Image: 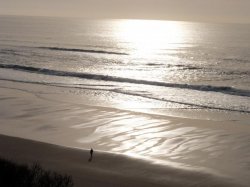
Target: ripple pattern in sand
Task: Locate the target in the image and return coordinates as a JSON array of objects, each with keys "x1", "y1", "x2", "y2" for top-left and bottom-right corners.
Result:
[{"x1": 74, "y1": 110, "x2": 250, "y2": 182}]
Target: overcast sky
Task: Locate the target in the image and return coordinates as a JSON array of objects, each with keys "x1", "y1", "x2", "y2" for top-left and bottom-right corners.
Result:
[{"x1": 0, "y1": 0, "x2": 249, "y2": 23}]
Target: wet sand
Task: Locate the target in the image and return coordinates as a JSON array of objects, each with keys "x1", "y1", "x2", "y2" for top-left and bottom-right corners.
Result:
[
  {"x1": 0, "y1": 134, "x2": 241, "y2": 187},
  {"x1": 0, "y1": 80, "x2": 250, "y2": 186}
]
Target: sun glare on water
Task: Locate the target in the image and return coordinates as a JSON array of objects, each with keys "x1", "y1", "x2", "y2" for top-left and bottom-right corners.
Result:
[
  {"x1": 111, "y1": 19, "x2": 189, "y2": 110},
  {"x1": 115, "y1": 19, "x2": 188, "y2": 58}
]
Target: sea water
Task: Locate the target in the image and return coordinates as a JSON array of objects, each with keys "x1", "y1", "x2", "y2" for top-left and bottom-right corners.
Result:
[
  {"x1": 0, "y1": 16, "x2": 250, "y2": 185},
  {"x1": 0, "y1": 16, "x2": 250, "y2": 116}
]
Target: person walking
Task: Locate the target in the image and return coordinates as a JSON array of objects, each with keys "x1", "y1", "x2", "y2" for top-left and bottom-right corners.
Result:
[
  {"x1": 90, "y1": 148, "x2": 93, "y2": 158},
  {"x1": 89, "y1": 148, "x2": 94, "y2": 162}
]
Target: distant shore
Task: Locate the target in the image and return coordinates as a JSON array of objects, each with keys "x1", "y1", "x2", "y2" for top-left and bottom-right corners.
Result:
[{"x1": 0, "y1": 134, "x2": 242, "y2": 187}]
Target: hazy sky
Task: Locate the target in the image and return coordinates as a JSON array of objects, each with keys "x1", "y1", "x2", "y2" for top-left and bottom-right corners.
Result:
[{"x1": 0, "y1": 0, "x2": 250, "y2": 23}]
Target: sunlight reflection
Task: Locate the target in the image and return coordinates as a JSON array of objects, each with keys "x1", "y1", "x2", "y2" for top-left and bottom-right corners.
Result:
[
  {"x1": 117, "y1": 98, "x2": 154, "y2": 109},
  {"x1": 115, "y1": 19, "x2": 187, "y2": 58},
  {"x1": 75, "y1": 106, "x2": 239, "y2": 171}
]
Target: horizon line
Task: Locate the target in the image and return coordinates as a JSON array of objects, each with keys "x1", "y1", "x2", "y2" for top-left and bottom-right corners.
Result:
[{"x1": 0, "y1": 14, "x2": 249, "y2": 25}]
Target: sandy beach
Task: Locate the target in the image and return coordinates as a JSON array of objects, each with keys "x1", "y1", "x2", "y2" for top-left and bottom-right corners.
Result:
[
  {"x1": 0, "y1": 80, "x2": 249, "y2": 186},
  {"x1": 0, "y1": 134, "x2": 242, "y2": 187}
]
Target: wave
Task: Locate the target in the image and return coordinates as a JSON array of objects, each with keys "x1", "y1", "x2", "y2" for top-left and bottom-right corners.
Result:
[
  {"x1": 222, "y1": 70, "x2": 250, "y2": 76},
  {"x1": 0, "y1": 49, "x2": 19, "y2": 56},
  {"x1": 38, "y1": 47, "x2": 129, "y2": 55},
  {"x1": 1, "y1": 64, "x2": 250, "y2": 98},
  {"x1": 146, "y1": 63, "x2": 165, "y2": 66},
  {"x1": 146, "y1": 63, "x2": 202, "y2": 70},
  {"x1": 167, "y1": 64, "x2": 202, "y2": 70},
  {"x1": 222, "y1": 58, "x2": 250, "y2": 64},
  {"x1": 1, "y1": 77, "x2": 250, "y2": 114},
  {"x1": 114, "y1": 89, "x2": 250, "y2": 114}
]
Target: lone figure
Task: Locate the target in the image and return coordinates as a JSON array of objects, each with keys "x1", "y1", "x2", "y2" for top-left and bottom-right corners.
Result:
[{"x1": 89, "y1": 148, "x2": 94, "y2": 162}]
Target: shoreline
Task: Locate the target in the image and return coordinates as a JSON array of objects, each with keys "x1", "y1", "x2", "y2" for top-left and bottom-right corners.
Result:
[{"x1": 0, "y1": 134, "x2": 242, "y2": 187}]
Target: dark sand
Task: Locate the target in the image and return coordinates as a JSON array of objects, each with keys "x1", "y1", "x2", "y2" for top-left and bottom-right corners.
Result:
[{"x1": 0, "y1": 134, "x2": 242, "y2": 187}]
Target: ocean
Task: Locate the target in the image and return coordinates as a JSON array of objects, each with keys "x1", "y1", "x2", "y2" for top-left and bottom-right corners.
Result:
[{"x1": 0, "y1": 16, "x2": 250, "y2": 185}]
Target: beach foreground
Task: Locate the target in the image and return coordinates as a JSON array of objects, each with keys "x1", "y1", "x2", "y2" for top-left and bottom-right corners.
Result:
[
  {"x1": 0, "y1": 80, "x2": 250, "y2": 186},
  {"x1": 0, "y1": 134, "x2": 242, "y2": 187}
]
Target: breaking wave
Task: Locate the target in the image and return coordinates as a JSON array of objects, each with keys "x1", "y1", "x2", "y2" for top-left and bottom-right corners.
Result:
[
  {"x1": 0, "y1": 64, "x2": 250, "y2": 98},
  {"x1": 1, "y1": 77, "x2": 250, "y2": 114},
  {"x1": 38, "y1": 47, "x2": 129, "y2": 55}
]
